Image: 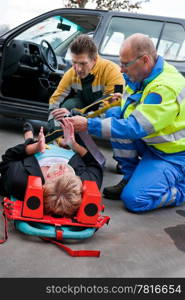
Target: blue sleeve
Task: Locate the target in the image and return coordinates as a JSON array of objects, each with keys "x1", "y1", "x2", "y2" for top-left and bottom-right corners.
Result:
[
  {"x1": 88, "y1": 117, "x2": 103, "y2": 138},
  {"x1": 88, "y1": 115, "x2": 148, "y2": 140}
]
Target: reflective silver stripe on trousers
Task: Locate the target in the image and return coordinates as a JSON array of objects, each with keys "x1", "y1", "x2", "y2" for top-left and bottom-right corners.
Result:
[
  {"x1": 177, "y1": 86, "x2": 185, "y2": 103},
  {"x1": 113, "y1": 148, "x2": 138, "y2": 158},
  {"x1": 131, "y1": 110, "x2": 155, "y2": 135},
  {"x1": 157, "y1": 187, "x2": 177, "y2": 208},
  {"x1": 101, "y1": 117, "x2": 112, "y2": 139},
  {"x1": 143, "y1": 128, "x2": 185, "y2": 144}
]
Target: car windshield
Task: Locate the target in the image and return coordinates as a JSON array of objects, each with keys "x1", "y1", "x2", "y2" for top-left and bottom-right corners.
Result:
[{"x1": 17, "y1": 16, "x2": 80, "y2": 49}]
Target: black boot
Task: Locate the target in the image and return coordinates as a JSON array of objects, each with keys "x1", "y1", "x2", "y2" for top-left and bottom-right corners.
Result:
[
  {"x1": 116, "y1": 163, "x2": 122, "y2": 174},
  {"x1": 23, "y1": 122, "x2": 34, "y2": 134},
  {"x1": 103, "y1": 178, "x2": 128, "y2": 200}
]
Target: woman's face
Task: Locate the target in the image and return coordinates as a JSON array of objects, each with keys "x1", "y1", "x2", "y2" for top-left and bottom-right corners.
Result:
[{"x1": 46, "y1": 163, "x2": 75, "y2": 181}]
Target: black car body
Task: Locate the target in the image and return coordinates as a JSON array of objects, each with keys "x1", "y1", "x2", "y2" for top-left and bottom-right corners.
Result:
[{"x1": 0, "y1": 8, "x2": 184, "y2": 121}]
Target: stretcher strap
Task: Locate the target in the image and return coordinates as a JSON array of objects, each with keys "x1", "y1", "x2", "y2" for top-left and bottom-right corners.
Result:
[
  {"x1": 41, "y1": 237, "x2": 100, "y2": 257},
  {"x1": 0, "y1": 214, "x2": 100, "y2": 257},
  {"x1": 46, "y1": 129, "x2": 105, "y2": 168},
  {"x1": 0, "y1": 212, "x2": 8, "y2": 244},
  {"x1": 78, "y1": 131, "x2": 106, "y2": 167},
  {"x1": 55, "y1": 227, "x2": 63, "y2": 241}
]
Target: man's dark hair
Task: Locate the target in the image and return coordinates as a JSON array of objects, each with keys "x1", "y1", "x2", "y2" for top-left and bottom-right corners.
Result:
[{"x1": 70, "y1": 34, "x2": 97, "y2": 59}]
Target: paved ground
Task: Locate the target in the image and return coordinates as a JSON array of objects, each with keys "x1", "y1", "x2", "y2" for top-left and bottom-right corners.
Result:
[{"x1": 1, "y1": 116, "x2": 185, "y2": 278}]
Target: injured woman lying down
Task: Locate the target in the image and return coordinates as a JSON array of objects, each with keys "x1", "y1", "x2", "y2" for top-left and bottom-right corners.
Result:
[{"x1": 0, "y1": 119, "x2": 103, "y2": 217}]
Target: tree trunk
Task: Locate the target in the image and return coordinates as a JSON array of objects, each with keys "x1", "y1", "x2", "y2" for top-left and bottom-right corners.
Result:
[{"x1": 78, "y1": 0, "x2": 88, "y2": 8}]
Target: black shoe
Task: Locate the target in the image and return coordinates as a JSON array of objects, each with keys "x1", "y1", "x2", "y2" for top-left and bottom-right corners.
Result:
[
  {"x1": 23, "y1": 122, "x2": 34, "y2": 134},
  {"x1": 103, "y1": 178, "x2": 128, "y2": 200},
  {"x1": 116, "y1": 163, "x2": 122, "y2": 174}
]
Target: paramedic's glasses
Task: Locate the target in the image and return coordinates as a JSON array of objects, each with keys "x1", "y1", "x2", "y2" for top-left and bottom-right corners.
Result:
[{"x1": 120, "y1": 55, "x2": 143, "y2": 68}]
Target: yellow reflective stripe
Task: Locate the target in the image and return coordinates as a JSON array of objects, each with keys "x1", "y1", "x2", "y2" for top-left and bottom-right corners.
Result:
[
  {"x1": 131, "y1": 110, "x2": 155, "y2": 134},
  {"x1": 126, "y1": 86, "x2": 134, "y2": 94},
  {"x1": 177, "y1": 86, "x2": 185, "y2": 103},
  {"x1": 114, "y1": 148, "x2": 137, "y2": 158},
  {"x1": 143, "y1": 128, "x2": 185, "y2": 144},
  {"x1": 101, "y1": 117, "x2": 112, "y2": 139}
]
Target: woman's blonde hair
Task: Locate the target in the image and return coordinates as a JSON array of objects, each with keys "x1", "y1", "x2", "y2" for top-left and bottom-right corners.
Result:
[{"x1": 43, "y1": 173, "x2": 82, "y2": 217}]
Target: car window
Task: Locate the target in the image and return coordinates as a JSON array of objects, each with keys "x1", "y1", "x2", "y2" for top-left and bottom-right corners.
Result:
[
  {"x1": 15, "y1": 14, "x2": 100, "y2": 61},
  {"x1": 100, "y1": 17, "x2": 163, "y2": 56},
  {"x1": 16, "y1": 16, "x2": 79, "y2": 49},
  {"x1": 157, "y1": 23, "x2": 185, "y2": 61}
]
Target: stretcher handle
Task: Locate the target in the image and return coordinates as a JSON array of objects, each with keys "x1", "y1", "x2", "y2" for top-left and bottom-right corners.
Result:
[
  {"x1": 15, "y1": 220, "x2": 96, "y2": 239},
  {"x1": 86, "y1": 98, "x2": 121, "y2": 118},
  {"x1": 74, "y1": 83, "x2": 123, "y2": 115},
  {"x1": 72, "y1": 94, "x2": 113, "y2": 115}
]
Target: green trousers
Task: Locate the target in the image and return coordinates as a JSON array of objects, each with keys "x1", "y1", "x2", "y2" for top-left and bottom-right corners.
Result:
[{"x1": 60, "y1": 97, "x2": 85, "y2": 110}]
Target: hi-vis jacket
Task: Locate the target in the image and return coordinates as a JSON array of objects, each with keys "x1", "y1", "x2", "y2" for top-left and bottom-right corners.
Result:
[
  {"x1": 88, "y1": 56, "x2": 185, "y2": 154},
  {"x1": 48, "y1": 56, "x2": 124, "y2": 121}
]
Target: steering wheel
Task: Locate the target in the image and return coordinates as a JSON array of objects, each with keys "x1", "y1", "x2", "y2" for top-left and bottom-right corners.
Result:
[{"x1": 40, "y1": 40, "x2": 58, "y2": 72}]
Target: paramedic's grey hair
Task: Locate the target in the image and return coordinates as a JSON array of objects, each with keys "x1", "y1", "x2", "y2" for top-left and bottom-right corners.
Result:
[{"x1": 121, "y1": 33, "x2": 157, "y2": 61}]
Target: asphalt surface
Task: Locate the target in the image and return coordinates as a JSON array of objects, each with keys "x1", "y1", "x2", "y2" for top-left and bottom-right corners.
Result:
[{"x1": 1, "y1": 116, "x2": 185, "y2": 278}]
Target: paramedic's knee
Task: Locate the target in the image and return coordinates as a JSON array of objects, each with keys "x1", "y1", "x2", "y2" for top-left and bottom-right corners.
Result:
[
  {"x1": 121, "y1": 184, "x2": 152, "y2": 213},
  {"x1": 121, "y1": 186, "x2": 138, "y2": 212},
  {"x1": 105, "y1": 106, "x2": 121, "y2": 118}
]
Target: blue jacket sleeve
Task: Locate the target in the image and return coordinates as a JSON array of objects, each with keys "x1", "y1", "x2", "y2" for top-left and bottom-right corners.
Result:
[{"x1": 88, "y1": 115, "x2": 148, "y2": 140}]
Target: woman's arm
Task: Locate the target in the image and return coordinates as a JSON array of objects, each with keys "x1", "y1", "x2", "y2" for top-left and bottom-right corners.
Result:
[
  {"x1": 69, "y1": 151, "x2": 103, "y2": 189},
  {"x1": 59, "y1": 118, "x2": 103, "y2": 188},
  {"x1": 25, "y1": 127, "x2": 45, "y2": 155},
  {"x1": 59, "y1": 118, "x2": 87, "y2": 157},
  {"x1": 0, "y1": 127, "x2": 45, "y2": 169}
]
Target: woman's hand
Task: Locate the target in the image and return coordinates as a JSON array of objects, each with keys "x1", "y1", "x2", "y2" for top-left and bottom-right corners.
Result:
[
  {"x1": 25, "y1": 126, "x2": 45, "y2": 155},
  {"x1": 60, "y1": 118, "x2": 76, "y2": 149},
  {"x1": 36, "y1": 126, "x2": 46, "y2": 153},
  {"x1": 60, "y1": 118, "x2": 88, "y2": 156}
]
